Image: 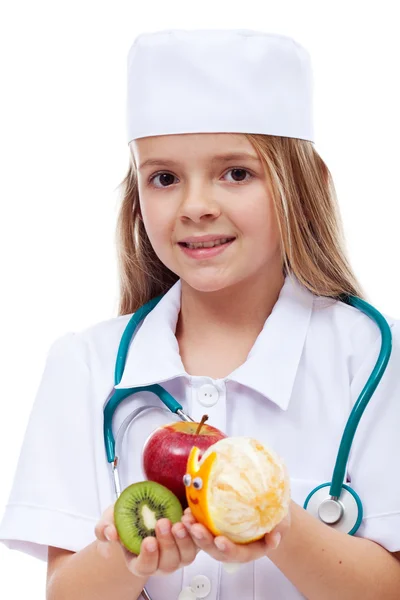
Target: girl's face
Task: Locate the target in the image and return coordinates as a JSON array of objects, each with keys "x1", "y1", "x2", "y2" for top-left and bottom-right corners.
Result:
[{"x1": 130, "y1": 133, "x2": 283, "y2": 293}]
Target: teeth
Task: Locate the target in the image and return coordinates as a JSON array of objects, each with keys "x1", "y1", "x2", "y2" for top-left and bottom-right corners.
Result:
[{"x1": 186, "y1": 238, "x2": 231, "y2": 249}]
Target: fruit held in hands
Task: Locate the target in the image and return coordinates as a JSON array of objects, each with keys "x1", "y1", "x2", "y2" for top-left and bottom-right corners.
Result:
[
  {"x1": 114, "y1": 480, "x2": 183, "y2": 555},
  {"x1": 142, "y1": 415, "x2": 226, "y2": 507},
  {"x1": 184, "y1": 436, "x2": 291, "y2": 544}
]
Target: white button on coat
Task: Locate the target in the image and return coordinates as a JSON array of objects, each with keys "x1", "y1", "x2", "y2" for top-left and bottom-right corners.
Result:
[
  {"x1": 197, "y1": 384, "x2": 219, "y2": 407},
  {"x1": 190, "y1": 574, "x2": 211, "y2": 598},
  {"x1": 178, "y1": 587, "x2": 197, "y2": 600}
]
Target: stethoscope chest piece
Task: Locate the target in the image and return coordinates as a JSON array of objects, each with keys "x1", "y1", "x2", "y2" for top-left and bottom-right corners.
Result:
[{"x1": 303, "y1": 483, "x2": 363, "y2": 535}]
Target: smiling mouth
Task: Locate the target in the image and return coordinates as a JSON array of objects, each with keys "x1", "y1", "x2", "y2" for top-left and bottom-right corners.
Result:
[
  {"x1": 189, "y1": 496, "x2": 199, "y2": 504},
  {"x1": 178, "y1": 237, "x2": 235, "y2": 249}
]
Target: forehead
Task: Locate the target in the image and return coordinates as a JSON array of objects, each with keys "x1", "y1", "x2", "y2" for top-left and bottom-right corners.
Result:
[{"x1": 129, "y1": 133, "x2": 260, "y2": 169}]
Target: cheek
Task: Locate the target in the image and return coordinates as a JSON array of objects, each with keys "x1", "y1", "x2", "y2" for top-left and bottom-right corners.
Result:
[
  {"x1": 140, "y1": 198, "x2": 181, "y2": 272},
  {"x1": 236, "y1": 192, "x2": 280, "y2": 247},
  {"x1": 140, "y1": 198, "x2": 174, "y2": 247}
]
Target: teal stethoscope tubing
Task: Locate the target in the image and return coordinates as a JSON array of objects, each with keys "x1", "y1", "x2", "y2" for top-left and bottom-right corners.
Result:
[
  {"x1": 103, "y1": 293, "x2": 392, "y2": 515},
  {"x1": 330, "y1": 295, "x2": 392, "y2": 497},
  {"x1": 104, "y1": 294, "x2": 177, "y2": 464}
]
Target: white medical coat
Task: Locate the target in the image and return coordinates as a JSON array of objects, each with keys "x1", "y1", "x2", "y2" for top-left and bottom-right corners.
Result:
[{"x1": 0, "y1": 274, "x2": 399, "y2": 599}]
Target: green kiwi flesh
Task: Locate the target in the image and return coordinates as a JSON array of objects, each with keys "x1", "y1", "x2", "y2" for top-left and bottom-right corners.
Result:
[{"x1": 114, "y1": 481, "x2": 183, "y2": 555}]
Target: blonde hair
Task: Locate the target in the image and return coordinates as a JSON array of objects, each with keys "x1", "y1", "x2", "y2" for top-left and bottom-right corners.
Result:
[{"x1": 115, "y1": 134, "x2": 365, "y2": 316}]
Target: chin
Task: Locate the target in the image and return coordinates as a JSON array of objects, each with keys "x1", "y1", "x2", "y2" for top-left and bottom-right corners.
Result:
[{"x1": 180, "y1": 271, "x2": 242, "y2": 293}]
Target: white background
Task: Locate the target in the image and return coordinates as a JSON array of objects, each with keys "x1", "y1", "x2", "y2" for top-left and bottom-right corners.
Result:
[{"x1": 0, "y1": 1, "x2": 399, "y2": 597}]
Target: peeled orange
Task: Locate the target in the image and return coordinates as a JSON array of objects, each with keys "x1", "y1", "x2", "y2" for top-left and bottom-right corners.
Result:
[{"x1": 183, "y1": 436, "x2": 291, "y2": 544}]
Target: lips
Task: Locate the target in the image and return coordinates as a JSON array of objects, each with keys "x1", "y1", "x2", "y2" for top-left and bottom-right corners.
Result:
[
  {"x1": 178, "y1": 234, "x2": 236, "y2": 244},
  {"x1": 180, "y1": 238, "x2": 234, "y2": 249},
  {"x1": 189, "y1": 496, "x2": 199, "y2": 505},
  {"x1": 178, "y1": 238, "x2": 235, "y2": 259}
]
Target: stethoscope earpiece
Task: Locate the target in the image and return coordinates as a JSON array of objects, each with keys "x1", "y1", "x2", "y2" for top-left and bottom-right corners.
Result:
[{"x1": 304, "y1": 482, "x2": 363, "y2": 535}]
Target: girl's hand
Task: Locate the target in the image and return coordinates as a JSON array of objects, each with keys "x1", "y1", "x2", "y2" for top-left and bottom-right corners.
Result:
[
  {"x1": 95, "y1": 503, "x2": 199, "y2": 577},
  {"x1": 181, "y1": 504, "x2": 292, "y2": 564}
]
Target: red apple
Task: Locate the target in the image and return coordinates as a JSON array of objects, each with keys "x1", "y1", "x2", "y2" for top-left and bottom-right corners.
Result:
[{"x1": 142, "y1": 415, "x2": 226, "y2": 507}]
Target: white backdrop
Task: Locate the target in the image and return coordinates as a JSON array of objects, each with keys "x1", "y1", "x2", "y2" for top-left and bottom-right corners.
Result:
[{"x1": 0, "y1": 1, "x2": 399, "y2": 597}]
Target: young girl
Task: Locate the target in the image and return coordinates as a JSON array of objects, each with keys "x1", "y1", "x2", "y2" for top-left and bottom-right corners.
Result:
[{"x1": 1, "y1": 28, "x2": 399, "y2": 600}]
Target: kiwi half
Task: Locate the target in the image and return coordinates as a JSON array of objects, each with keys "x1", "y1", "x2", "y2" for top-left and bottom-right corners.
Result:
[{"x1": 114, "y1": 481, "x2": 183, "y2": 555}]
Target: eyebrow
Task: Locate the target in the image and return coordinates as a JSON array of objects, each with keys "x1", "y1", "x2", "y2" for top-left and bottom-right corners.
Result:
[{"x1": 138, "y1": 152, "x2": 260, "y2": 171}]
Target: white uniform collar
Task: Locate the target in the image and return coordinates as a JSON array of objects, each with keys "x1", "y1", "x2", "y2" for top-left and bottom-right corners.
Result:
[{"x1": 114, "y1": 273, "x2": 314, "y2": 411}]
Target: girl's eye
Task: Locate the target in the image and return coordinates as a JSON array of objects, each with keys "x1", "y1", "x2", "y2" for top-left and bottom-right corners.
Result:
[
  {"x1": 148, "y1": 168, "x2": 254, "y2": 188},
  {"x1": 224, "y1": 168, "x2": 253, "y2": 184}
]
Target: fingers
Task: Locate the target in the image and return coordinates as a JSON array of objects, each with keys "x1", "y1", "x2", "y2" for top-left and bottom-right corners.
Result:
[
  {"x1": 181, "y1": 511, "x2": 197, "y2": 530},
  {"x1": 171, "y1": 522, "x2": 199, "y2": 566},
  {"x1": 127, "y1": 537, "x2": 159, "y2": 577},
  {"x1": 127, "y1": 519, "x2": 183, "y2": 576},
  {"x1": 132, "y1": 519, "x2": 198, "y2": 576},
  {"x1": 183, "y1": 520, "x2": 268, "y2": 563},
  {"x1": 95, "y1": 503, "x2": 118, "y2": 559},
  {"x1": 182, "y1": 505, "x2": 292, "y2": 561},
  {"x1": 264, "y1": 509, "x2": 292, "y2": 552},
  {"x1": 95, "y1": 509, "x2": 198, "y2": 576},
  {"x1": 155, "y1": 519, "x2": 181, "y2": 573},
  {"x1": 128, "y1": 520, "x2": 198, "y2": 577},
  {"x1": 94, "y1": 504, "x2": 116, "y2": 543},
  {"x1": 94, "y1": 506, "x2": 166, "y2": 576}
]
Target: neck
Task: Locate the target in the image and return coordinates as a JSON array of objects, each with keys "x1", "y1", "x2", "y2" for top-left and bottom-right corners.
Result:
[{"x1": 175, "y1": 267, "x2": 285, "y2": 343}]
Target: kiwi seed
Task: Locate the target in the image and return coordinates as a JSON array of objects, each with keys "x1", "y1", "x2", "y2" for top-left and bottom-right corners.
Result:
[{"x1": 114, "y1": 481, "x2": 183, "y2": 555}]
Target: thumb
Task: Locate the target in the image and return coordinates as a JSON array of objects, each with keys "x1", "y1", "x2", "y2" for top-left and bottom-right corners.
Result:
[{"x1": 95, "y1": 503, "x2": 117, "y2": 542}]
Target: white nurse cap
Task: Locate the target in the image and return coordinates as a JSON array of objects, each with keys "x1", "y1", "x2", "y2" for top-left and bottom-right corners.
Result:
[{"x1": 126, "y1": 28, "x2": 314, "y2": 144}]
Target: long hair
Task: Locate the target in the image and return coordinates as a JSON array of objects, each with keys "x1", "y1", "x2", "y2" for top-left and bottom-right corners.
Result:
[{"x1": 115, "y1": 134, "x2": 365, "y2": 316}]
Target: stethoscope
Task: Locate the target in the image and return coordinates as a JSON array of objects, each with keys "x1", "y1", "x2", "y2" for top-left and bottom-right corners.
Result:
[{"x1": 103, "y1": 291, "x2": 392, "y2": 600}]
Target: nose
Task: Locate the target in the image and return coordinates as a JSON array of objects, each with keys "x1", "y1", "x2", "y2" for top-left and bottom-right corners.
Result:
[{"x1": 178, "y1": 182, "x2": 221, "y2": 223}]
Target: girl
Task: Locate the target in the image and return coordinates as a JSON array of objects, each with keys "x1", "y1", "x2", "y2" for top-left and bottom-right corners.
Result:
[{"x1": 1, "y1": 28, "x2": 399, "y2": 600}]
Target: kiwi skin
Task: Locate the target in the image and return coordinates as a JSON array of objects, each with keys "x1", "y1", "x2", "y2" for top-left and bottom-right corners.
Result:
[{"x1": 114, "y1": 481, "x2": 183, "y2": 555}]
